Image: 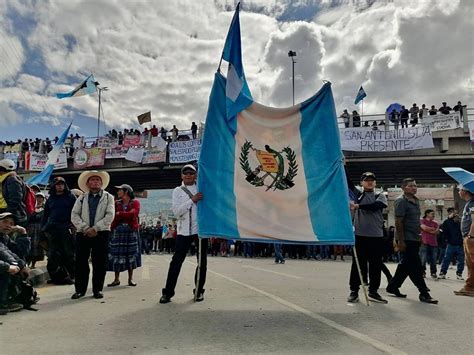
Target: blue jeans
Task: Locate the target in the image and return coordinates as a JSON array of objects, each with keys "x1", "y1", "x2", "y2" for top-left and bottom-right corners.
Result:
[
  {"x1": 307, "y1": 245, "x2": 317, "y2": 259},
  {"x1": 437, "y1": 247, "x2": 446, "y2": 264},
  {"x1": 440, "y1": 244, "x2": 465, "y2": 275},
  {"x1": 420, "y1": 244, "x2": 437, "y2": 275},
  {"x1": 243, "y1": 242, "x2": 253, "y2": 257},
  {"x1": 274, "y1": 243, "x2": 284, "y2": 263},
  {"x1": 320, "y1": 245, "x2": 330, "y2": 259}
]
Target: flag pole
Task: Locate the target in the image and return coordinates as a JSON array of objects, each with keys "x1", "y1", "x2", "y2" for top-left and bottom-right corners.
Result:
[
  {"x1": 361, "y1": 98, "x2": 364, "y2": 116},
  {"x1": 353, "y1": 246, "x2": 370, "y2": 306},
  {"x1": 194, "y1": 237, "x2": 202, "y2": 302}
]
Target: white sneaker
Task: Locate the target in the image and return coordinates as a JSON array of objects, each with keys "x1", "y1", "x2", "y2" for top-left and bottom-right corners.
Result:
[
  {"x1": 456, "y1": 274, "x2": 464, "y2": 280},
  {"x1": 431, "y1": 274, "x2": 438, "y2": 280},
  {"x1": 438, "y1": 273, "x2": 446, "y2": 279}
]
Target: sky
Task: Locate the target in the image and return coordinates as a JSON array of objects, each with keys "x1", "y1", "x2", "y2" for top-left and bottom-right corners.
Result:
[{"x1": 0, "y1": 0, "x2": 472, "y2": 141}]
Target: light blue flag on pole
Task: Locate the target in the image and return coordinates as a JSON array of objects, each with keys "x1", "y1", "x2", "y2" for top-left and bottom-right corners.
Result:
[
  {"x1": 56, "y1": 74, "x2": 97, "y2": 99},
  {"x1": 27, "y1": 122, "x2": 72, "y2": 186},
  {"x1": 354, "y1": 86, "x2": 367, "y2": 105},
  {"x1": 221, "y1": 2, "x2": 253, "y2": 131},
  {"x1": 197, "y1": 75, "x2": 354, "y2": 244}
]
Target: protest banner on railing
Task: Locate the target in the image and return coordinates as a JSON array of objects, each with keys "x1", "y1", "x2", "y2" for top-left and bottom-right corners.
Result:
[
  {"x1": 105, "y1": 147, "x2": 127, "y2": 159},
  {"x1": 25, "y1": 150, "x2": 68, "y2": 171},
  {"x1": 123, "y1": 134, "x2": 142, "y2": 147},
  {"x1": 169, "y1": 139, "x2": 201, "y2": 163},
  {"x1": 469, "y1": 121, "x2": 474, "y2": 142},
  {"x1": 73, "y1": 148, "x2": 106, "y2": 169},
  {"x1": 142, "y1": 148, "x2": 166, "y2": 164},
  {"x1": 423, "y1": 112, "x2": 461, "y2": 132},
  {"x1": 125, "y1": 147, "x2": 145, "y2": 163},
  {"x1": 97, "y1": 137, "x2": 118, "y2": 149},
  {"x1": 340, "y1": 126, "x2": 434, "y2": 152}
]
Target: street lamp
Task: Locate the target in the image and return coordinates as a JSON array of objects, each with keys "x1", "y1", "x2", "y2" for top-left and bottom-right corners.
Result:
[
  {"x1": 95, "y1": 81, "x2": 109, "y2": 138},
  {"x1": 288, "y1": 50, "x2": 296, "y2": 106}
]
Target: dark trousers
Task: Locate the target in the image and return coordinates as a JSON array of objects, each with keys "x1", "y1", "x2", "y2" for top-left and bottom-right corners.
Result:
[
  {"x1": 163, "y1": 234, "x2": 208, "y2": 298},
  {"x1": 74, "y1": 232, "x2": 109, "y2": 294},
  {"x1": 349, "y1": 236, "x2": 384, "y2": 292},
  {"x1": 387, "y1": 240, "x2": 429, "y2": 294},
  {"x1": 0, "y1": 273, "x2": 8, "y2": 305},
  {"x1": 46, "y1": 228, "x2": 75, "y2": 282}
]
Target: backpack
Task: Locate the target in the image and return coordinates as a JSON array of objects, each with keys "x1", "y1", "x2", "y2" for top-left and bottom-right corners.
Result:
[
  {"x1": 9, "y1": 278, "x2": 39, "y2": 311},
  {"x1": 24, "y1": 184, "x2": 36, "y2": 217}
]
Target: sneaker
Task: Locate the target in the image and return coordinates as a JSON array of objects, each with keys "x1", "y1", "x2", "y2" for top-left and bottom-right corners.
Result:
[
  {"x1": 368, "y1": 292, "x2": 388, "y2": 304},
  {"x1": 431, "y1": 274, "x2": 438, "y2": 280},
  {"x1": 280, "y1": 260, "x2": 285, "y2": 264},
  {"x1": 7, "y1": 303, "x2": 23, "y2": 312},
  {"x1": 438, "y1": 273, "x2": 446, "y2": 279},
  {"x1": 456, "y1": 274, "x2": 464, "y2": 280},
  {"x1": 419, "y1": 293, "x2": 438, "y2": 304},
  {"x1": 193, "y1": 289, "x2": 205, "y2": 302},
  {"x1": 347, "y1": 291, "x2": 359, "y2": 303},
  {"x1": 71, "y1": 292, "x2": 85, "y2": 300},
  {"x1": 386, "y1": 287, "x2": 407, "y2": 298}
]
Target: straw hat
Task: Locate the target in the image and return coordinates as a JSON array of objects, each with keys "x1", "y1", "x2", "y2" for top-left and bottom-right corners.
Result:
[{"x1": 77, "y1": 170, "x2": 110, "y2": 193}]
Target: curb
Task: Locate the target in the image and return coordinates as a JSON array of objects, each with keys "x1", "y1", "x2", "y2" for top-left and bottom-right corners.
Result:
[{"x1": 29, "y1": 266, "x2": 50, "y2": 287}]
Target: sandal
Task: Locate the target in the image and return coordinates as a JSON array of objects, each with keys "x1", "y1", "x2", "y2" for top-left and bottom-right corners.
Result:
[
  {"x1": 128, "y1": 281, "x2": 137, "y2": 287},
  {"x1": 107, "y1": 280, "x2": 120, "y2": 287}
]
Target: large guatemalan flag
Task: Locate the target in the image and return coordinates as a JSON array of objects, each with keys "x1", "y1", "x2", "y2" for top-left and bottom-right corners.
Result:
[{"x1": 197, "y1": 4, "x2": 354, "y2": 244}]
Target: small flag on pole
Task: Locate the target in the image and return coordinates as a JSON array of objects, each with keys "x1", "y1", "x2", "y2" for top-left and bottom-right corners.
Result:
[
  {"x1": 137, "y1": 111, "x2": 152, "y2": 125},
  {"x1": 354, "y1": 86, "x2": 367, "y2": 105},
  {"x1": 56, "y1": 74, "x2": 97, "y2": 99}
]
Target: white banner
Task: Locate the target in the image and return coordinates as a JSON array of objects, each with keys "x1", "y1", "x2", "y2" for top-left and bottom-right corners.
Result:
[
  {"x1": 29, "y1": 150, "x2": 68, "y2": 171},
  {"x1": 150, "y1": 136, "x2": 167, "y2": 150},
  {"x1": 169, "y1": 139, "x2": 201, "y2": 163},
  {"x1": 469, "y1": 121, "x2": 474, "y2": 142},
  {"x1": 125, "y1": 147, "x2": 145, "y2": 163},
  {"x1": 423, "y1": 112, "x2": 461, "y2": 132},
  {"x1": 97, "y1": 137, "x2": 118, "y2": 149},
  {"x1": 340, "y1": 126, "x2": 434, "y2": 152},
  {"x1": 142, "y1": 148, "x2": 166, "y2": 164}
]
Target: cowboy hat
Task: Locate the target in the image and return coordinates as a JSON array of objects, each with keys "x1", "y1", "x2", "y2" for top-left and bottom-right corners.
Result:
[{"x1": 77, "y1": 170, "x2": 110, "y2": 192}]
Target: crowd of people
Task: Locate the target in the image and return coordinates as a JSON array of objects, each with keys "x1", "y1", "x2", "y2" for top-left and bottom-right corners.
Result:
[
  {"x1": 1, "y1": 157, "x2": 473, "y2": 315},
  {"x1": 340, "y1": 100, "x2": 466, "y2": 129}
]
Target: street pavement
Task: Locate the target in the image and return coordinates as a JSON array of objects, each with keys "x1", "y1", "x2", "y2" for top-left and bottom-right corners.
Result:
[{"x1": 1, "y1": 254, "x2": 472, "y2": 354}]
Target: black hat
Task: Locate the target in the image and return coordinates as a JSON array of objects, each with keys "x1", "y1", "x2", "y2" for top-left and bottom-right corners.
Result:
[
  {"x1": 52, "y1": 177, "x2": 66, "y2": 185},
  {"x1": 360, "y1": 172, "x2": 376, "y2": 181}
]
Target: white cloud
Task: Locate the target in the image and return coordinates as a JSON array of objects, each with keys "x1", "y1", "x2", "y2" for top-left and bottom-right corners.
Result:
[{"x1": 0, "y1": 0, "x2": 472, "y2": 138}]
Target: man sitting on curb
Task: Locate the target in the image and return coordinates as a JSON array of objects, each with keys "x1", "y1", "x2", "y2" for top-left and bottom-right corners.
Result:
[{"x1": 0, "y1": 212, "x2": 30, "y2": 315}]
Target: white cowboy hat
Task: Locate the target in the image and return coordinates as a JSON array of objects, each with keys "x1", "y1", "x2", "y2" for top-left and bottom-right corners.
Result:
[{"x1": 77, "y1": 170, "x2": 110, "y2": 193}]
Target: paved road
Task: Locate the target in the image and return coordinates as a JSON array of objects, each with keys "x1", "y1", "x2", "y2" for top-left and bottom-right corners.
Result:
[{"x1": 1, "y1": 254, "x2": 472, "y2": 354}]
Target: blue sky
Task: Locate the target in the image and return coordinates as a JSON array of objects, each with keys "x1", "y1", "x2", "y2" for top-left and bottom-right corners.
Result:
[{"x1": 0, "y1": 0, "x2": 472, "y2": 142}]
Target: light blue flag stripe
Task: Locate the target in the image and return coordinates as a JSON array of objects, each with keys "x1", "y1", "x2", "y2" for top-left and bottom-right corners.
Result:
[
  {"x1": 27, "y1": 123, "x2": 72, "y2": 186},
  {"x1": 300, "y1": 83, "x2": 354, "y2": 244},
  {"x1": 221, "y1": 3, "x2": 253, "y2": 130},
  {"x1": 354, "y1": 85, "x2": 367, "y2": 105},
  {"x1": 198, "y1": 73, "x2": 240, "y2": 238}
]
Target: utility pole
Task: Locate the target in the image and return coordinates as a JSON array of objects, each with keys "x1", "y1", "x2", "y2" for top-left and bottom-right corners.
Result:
[
  {"x1": 95, "y1": 84, "x2": 108, "y2": 138},
  {"x1": 288, "y1": 50, "x2": 296, "y2": 105}
]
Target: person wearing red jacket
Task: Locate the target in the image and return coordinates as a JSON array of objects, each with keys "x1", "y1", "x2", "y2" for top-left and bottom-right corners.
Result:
[{"x1": 107, "y1": 184, "x2": 141, "y2": 287}]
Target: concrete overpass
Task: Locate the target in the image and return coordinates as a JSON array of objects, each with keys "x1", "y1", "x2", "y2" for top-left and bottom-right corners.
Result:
[{"x1": 19, "y1": 127, "x2": 473, "y2": 190}]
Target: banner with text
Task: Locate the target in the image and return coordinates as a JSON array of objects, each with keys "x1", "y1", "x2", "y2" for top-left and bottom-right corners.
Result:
[
  {"x1": 423, "y1": 112, "x2": 461, "y2": 132},
  {"x1": 73, "y1": 148, "x2": 106, "y2": 169},
  {"x1": 142, "y1": 148, "x2": 166, "y2": 164},
  {"x1": 340, "y1": 126, "x2": 434, "y2": 152},
  {"x1": 169, "y1": 139, "x2": 201, "y2": 163},
  {"x1": 123, "y1": 134, "x2": 143, "y2": 148},
  {"x1": 469, "y1": 121, "x2": 474, "y2": 142},
  {"x1": 97, "y1": 137, "x2": 118, "y2": 149},
  {"x1": 26, "y1": 150, "x2": 68, "y2": 171}
]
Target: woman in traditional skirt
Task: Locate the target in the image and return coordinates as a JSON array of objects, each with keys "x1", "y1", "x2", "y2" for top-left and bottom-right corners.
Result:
[
  {"x1": 28, "y1": 192, "x2": 46, "y2": 268},
  {"x1": 107, "y1": 184, "x2": 141, "y2": 287}
]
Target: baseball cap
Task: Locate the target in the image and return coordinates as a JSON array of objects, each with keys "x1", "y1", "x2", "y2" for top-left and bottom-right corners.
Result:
[
  {"x1": 114, "y1": 184, "x2": 134, "y2": 193},
  {"x1": 52, "y1": 177, "x2": 66, "y2": 185},
  {"x1": 360, "y1": 172, "x2": 376, "y2": 181},
  {"x1": 0, "y1": 212, "x2": 17, "y2": 222},
  {"x1": 181, "y1": 164, "x2": 197, "y2": 174},
  {"x1": 0, "y1": 159, "x2": 16, "y2": 171}
]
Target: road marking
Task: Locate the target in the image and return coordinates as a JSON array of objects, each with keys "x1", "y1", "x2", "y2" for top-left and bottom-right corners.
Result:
[
  {"x1": 184, "y1": 259, "x2": 406, "y2": 355},
  {"x1": 241, "y1": 265, "x2": 302, "y2": 279}
]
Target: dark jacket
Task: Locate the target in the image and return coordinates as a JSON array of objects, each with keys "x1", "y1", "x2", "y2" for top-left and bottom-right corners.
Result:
[
  {"x1": 1, "y1": 173, "x2": 27, "y2": 225},
  {"x1": 42, "y1": 183, "x2": 76, "y2": 231},
  {"x1": 441, "y1": 217, "x2": 463, "y2": 246},
  {"x1": 0, "y1": 235, "x2": 27, "y2": 271}
]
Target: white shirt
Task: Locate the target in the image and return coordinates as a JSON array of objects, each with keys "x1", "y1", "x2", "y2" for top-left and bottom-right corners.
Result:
[{"x1": 172, "y1": 183, "x2": 198, "y2": 236}]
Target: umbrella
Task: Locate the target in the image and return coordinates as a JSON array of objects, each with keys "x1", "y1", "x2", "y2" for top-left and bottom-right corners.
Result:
[
  {"x1": 442, "y1": 167, "x2": 474, "y2": 193},
  {"x1": 386, "y1": 103, "x2": 403, "y2": 114}
]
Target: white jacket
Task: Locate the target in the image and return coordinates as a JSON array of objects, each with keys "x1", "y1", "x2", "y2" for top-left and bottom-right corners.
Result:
[
  {"x1": 172, "y1": 183, "x2": 198, "y2": 236},
  {"x1": 71, "y1": 190, "x2": 115, "y2": 233}
]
